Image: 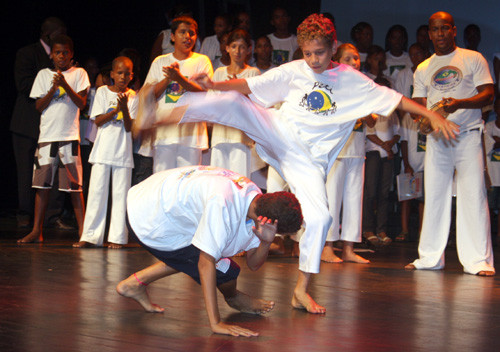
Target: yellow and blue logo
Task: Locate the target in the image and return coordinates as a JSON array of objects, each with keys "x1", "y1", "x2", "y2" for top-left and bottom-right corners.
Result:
[
  {"x1": 53, "y1": 87, "x2": 66, "y2": 100},
  {"x1": 106, "y1": 106, "x2": 123, "y2": 120}
]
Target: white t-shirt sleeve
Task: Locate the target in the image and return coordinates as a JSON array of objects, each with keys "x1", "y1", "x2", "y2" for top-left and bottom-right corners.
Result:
[
  {"x1": 30, "y1": 69, "x2": 51, "y2": 99},
  {"x1": 89, "y1": 87, "x2": 107, "y2": 120},
  {"x1": 246, "y1": 66, "x2": 289, "y2": 108},
  {"x1": 128, "y1": 92, "x2": 139, "y2": 119},
  {"x1": 471, "y1": 52, "x2": 494, "y2": 87},
  {"x1": 198, "y1": 55, "x2": 214, "y2": 78},
  {"x1": 362, "y1": 78, "x2": 403, "y2": 117},
  {"x1": 191, "y1": 196, "x2": 232, "y2": 260},
  {"x1": 76, "y1": 69, "x2": 91, "y2": 94},
  {"x1": 145, "y1": 58, "x2": 163, "y2": 84},
  {"x1": 412, "y1": 65, "x2": 428, "y2": 99}
]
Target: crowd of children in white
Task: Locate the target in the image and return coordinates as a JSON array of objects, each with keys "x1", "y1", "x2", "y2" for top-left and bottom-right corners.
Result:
[{"x1": 15, "y1": 8, "x2": 498, "y2": 275}]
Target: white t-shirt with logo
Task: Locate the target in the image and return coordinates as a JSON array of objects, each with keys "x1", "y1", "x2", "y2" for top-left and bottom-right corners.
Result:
[
  {"x1": 413, "y1": 47, "x2": 493, "y2": 131},
  {"x1": 127, "y1": 166, "x2": 262, "y2": 259},
  {"x1": 384, "y1": 51, "x2": 412, "y2": 84},
  {"x1": 145, "y1": 52, "x2": 213, "y2": 147},
  {"x1": 88, "y1": 86, "x2": 138, "y2": 168},
  {"x1": 267, "y1": 33, "x2": 298, "y2": 66},
  {"x1": 246, "y1": 60, "x2": 402, "y2": 172},
  {"x1": 30, "y1": 67, "x2": 90, "y2": 143}
]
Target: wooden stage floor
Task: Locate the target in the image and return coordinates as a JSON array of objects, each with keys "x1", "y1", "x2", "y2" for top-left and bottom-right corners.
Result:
[{"x1": 1, "y1": 224, "x2": 499, "y2": 352}]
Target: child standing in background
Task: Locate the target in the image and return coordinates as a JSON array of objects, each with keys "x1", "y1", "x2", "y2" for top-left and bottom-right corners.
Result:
[
  {"x1": 210, "y1": 29, "x2": 260, "y2": 177},
  {"x1": 73, "y1": 57, "x2": 137, "y2": 248},
  {"x1": 19, "y1": 35, "x2": 89, "y2": 244},
  {"x1": 321, "y1": 44, "x2": 370, "y2": 264}
]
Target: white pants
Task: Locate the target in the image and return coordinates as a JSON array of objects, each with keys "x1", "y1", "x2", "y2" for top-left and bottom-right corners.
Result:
[
  {"x1": 326, "y1": 157, "x2": 364, "y2": 242},
  {"x1": 153, "y1": 145, "x2": 202, "y2": 173},
  {"x1": 81, "y1": 164, "x2": 131, "y2": 245},
  {"x1": 179, "y1": 91, "x2": 334, "y2": 273},
  {"x1": 412, "y1": 131, "x2": 495, "y2": 274},
  {"x1": 210, "y1": 143, "x2": 252, "y2": 177}
]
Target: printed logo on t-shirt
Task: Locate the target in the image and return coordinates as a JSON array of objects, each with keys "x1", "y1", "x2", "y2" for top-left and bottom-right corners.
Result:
[
  {"x1": 491, "y1": 148, "x2": 500, "y2": 161},
  {"x1": 389, "y1": 65, "x2": 406, "y2": 75},
  {"x1": 53, "y1": 87, "x2": 66, "y2": 101},
  {"x1": 417, "y1": 133, "x2": 427, "y2": 152},
  {"x1": 300, "y1": 82, "x2": 337, "y2": 116},
  {"x1": 272, "y1": 50, "x2": 289, "y2": 66},
  {"x1": 431, "y1": 66, "x2": 462, "y2": 91},
  {"x1": 165, "y1": 81, "x2": 186, "y2": 103},
  {"x1": 106, "y1": 106, "x2": 124, "y2": 121}
]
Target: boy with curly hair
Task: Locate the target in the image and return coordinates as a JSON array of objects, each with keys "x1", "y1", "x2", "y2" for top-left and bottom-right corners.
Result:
[
  {"x1": 117, "y1": 166, "x2": 302, "y2": 337},
  {"x1": 138, "y1": 14, "x2": 458, "y2": 313}
]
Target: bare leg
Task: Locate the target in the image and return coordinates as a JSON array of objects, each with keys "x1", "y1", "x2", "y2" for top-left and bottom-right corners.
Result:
[
  {"x1": 291, "y1": 271, "x2": 326, "y2": 314},
  {"x1": 18, "y1": 189, "x2": 50, "y2": 243},
  {"x1": 320, "y1": 241, "x2": 343, "y2": 263},
  {"x1": 342, "y1": 241, "x2": 369, "y2": 263},
  {"x1": 70, "y1": 192, "x2": 85, "y2": 238},
  {"x1": 218, "y1": 279, "x2": 275, "y2": 314},
  {"x1": 116, "y1": 261, "x2": 178, "y2": 312},
  {"x1": 418, "y1": 202, "x2": 424, "y2": 234},
  {"x1": 397, "y1": 200, "x2": 410, "y2": 241}
]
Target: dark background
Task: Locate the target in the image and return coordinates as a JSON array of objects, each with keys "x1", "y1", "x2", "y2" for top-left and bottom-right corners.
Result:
[{"x1": 0, "y1": 0, "x2": 321, "y2": 211}]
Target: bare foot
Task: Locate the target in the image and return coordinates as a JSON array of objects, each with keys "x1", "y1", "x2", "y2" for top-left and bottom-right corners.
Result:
[
  {"x1": 116, "y1": 275, "x2": 164, "y2": 313},
  {"x1": 320, "y1": 246, "x2": 343, "y2": 263},
  {"x1": 477, "y1": 271, "x2": 495, "y2": 277},
  {"x1": 269, "y1": 237, "x2": 285, "y2": 255},
  {"x1": 291, "y1": 291, "x2": 326, "y2": 314},
  {"x1": 342, "y1": 251, "x2": 370, "y2": 264},
  {"x1": 405, "y1": 263, "x2": 416, "y2": 270},
  {"x1": 225, "y1": 291, "x2": 275, "y2": 314},
  {"x1": 291, "y1": 242, "x2": 300, "y2": 257},
  {"x1": 72, "y1": 241, "x2": 96, "y2": 248},
  {"x1": 17, "y1": 231, "x2": 43, "y2": 244},
  {"x1": 108, "y1": 243, "x2": 124, "y2": 249}
]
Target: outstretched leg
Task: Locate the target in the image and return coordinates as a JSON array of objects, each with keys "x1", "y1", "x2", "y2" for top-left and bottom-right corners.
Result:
[
  {"x1": 116, "y1": 261, "x2": 178, "y2": 312},
  {"x1": 291, "y1": 271, "x2": 326, "y2": 314},
  {"x1": 218, "y1": 279, "x2": 275, "y2": 315}
]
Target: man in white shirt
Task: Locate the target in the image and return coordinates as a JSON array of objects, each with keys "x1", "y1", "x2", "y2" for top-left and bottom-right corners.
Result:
[{"x1": 406, "y1": 11, "x2": 495, "y2": 276}]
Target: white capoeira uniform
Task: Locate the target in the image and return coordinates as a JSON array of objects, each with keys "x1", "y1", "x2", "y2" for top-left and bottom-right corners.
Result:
[
  {"x1": 80, "y1": 86, "x2": 138, "y2": 245},
  {"x1": 145, "y1": 52, "x2": 213, "y2": 173},
  {"x1": 174, "y1": 60, "x2": 402, "y2": 274},
  {"x1": 210, "y1": 66, "x2": 260, "y2": 177},
  {"x1": 325, "y1": 122, "x2": 366, "y2": 243},
  {"x1": 411, "y1": 47, "x2": 495, "y2": 274}
]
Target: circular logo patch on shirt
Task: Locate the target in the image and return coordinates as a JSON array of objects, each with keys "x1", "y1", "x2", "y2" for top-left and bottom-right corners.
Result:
[
  {"x1": 307, "y1": 90, "x2": 333, "y2": 112},
  {"x1": 106, "y1": 106, "x2": 123, "y2": 120},
  {"x1": 53, "y1": 87, "x2": 66, "y2": 100},
  {"x1": 431, "y1": 66, "x2": 462, "y2": 91}
]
